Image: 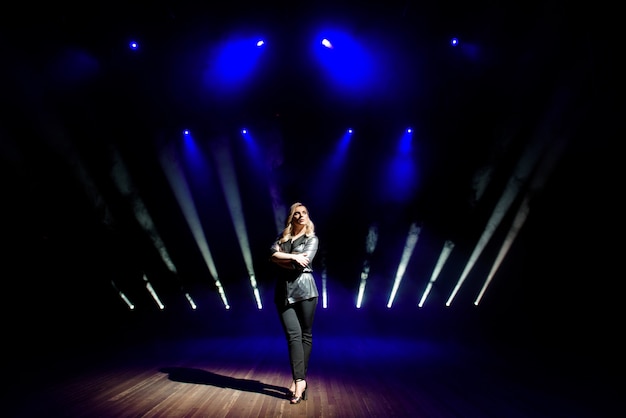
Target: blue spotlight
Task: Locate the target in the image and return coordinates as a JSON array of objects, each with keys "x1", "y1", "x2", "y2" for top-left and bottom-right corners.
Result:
[
  {"x1": 129, "y1": 41, "x2": 139, "y2": 50},
  {"x1": 313, "y1": 29, "x2": 377, "y2": 92},
  {"x1": 204, "y1": 35, "x2": 266, "y2": 93},
  {"x1": 256, "y1": 40, "x2": 264, "y2": 47},
  {"x1": 451, "y1": 37, "x2": 459, "y2": 46},
  {"x1": 380, "y1": 128, "x2": 417, "y2": 203},
  {"x1": 183, "y1": 129, "x2": 190, "y2": 136},
  {"x1": 347, "y1": 128, "x2": 353, "y2": 134},
  {"x1": 399, "y1": 128, "x2": 413, "y2": 154},
  {"x1": 182, "y1": 130, "x2": 209, "y2": 180},
  {"x1": 239, "y1": 127, "x2": 263, "y2": 171}
]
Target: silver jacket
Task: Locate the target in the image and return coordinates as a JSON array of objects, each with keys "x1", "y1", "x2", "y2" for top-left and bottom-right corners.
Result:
[{"x1": 271, "y1": 234, "x2": 320, "y2": 306}]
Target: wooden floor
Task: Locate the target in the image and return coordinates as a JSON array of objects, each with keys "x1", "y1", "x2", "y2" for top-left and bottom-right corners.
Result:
[{"x1": 4, "y1": 310, "x2": 616, "y2": 418}]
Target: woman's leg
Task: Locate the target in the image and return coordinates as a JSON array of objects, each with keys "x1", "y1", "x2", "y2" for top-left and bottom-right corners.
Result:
[
  {"x1": 278, "y1": 304, "x2": 305, "y2": 381},
  {"x1": 295, "y1": 297, "x2": 318, "y2": 377},
  {"x1": 278, "y1": 297, "x2": 319, "y2": 381}
]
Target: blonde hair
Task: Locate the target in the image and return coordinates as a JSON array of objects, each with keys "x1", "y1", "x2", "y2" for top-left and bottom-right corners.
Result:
[{"x1": 279, "y1": 202, "x2": 315, "y2": 243}]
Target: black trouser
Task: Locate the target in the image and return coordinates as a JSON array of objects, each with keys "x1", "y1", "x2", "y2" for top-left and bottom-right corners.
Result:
[{"x1": 277, "y1": 297, "x2": 318, "y2": 381}]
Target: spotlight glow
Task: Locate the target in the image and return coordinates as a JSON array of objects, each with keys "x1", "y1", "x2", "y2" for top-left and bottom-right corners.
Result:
[
  {"x1": 381, "y1": 129, "x2": 417, "y2": 203},
  {"x1": 159, "y1": 140, "x2": 230, "y2": 309},
  {"x1": 446, "y1": 185, "x2": 519, "y2": 306},
  {"x1": 474, "y1": 132, "x2": 566, "y2": 305},
  {"x1": 144, "y1": 274, "x2": 165, "y2": 310},
  {"x1": 446, "y1": 134, "x2": 548, "y2": 306},
  {"x1": 474, "y1": 196, "x2": 529, "y2": 305},
  {"x1": 399, "y1": 129, "x2": 413, "y2": 154},
  {"x1": 356, "y1": 224, "x2": 379, "y2": 308},
  {"x1": 313, "y1": 29, "x2": 377, "y2": 92},
  {"x1": 110, "y1": 147, "x2": 178, "y2": 275},
  {"x1": 418, "y1": 240, "x2": 455, "y2": 307},
  {"x1": 204, "y1": 35, "x2": 266, "y2": 92},
  {"x1": 387, "y1": 223, "x2": 421, "y2": 308},
  {"x1": 250, "y1": 275, "x2": 263, "y2": 309},
  {"x1": 184, "y1": 292, "x2": 197, "y2": 310},
  {"x1": 211, "y1": 140, "x2": 262, "y2": 309},
  {"x1": 111, "y1": 281, "x2": 134, "y2": 310},
  {"x1": 320, "y1": 256, "x2": 329, "y2": 309}
]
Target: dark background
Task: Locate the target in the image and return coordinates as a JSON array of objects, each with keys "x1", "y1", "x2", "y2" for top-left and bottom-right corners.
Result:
[{"x1": 1, "y1": 1, "x2": 620, "y2": 375}]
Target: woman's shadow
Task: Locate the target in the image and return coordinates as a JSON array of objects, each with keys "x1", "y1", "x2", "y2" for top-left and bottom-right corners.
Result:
[{"x1": 159, "y1": 367, "x2": 290, "y2": 400}]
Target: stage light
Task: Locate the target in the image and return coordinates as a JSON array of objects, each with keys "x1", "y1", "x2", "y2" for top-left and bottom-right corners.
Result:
[
  {"x1": 336, "y1": 129, "x2": 352, "y2": 156},
  {"x1": 204, "y1": 35, "x2": 266, "y2": 93},
  {"x1": 399, "y1": 128, "x2": 413, "y2": 154},
  {"x1": 183, "y1": 129, "x2": 190, "y2": 135},
  {"x1": 446, "y1": 184, "x2": 519, "y2": 307},
  {"x1": 250, "y1": 274, "x2": 263, "y2": 309},
  {"x1": 313, "y1": 29, "x2": 376, "y2": 92},
  {"x1": 144, "y1": 274, "x2": 165, "y2": 310},
  {"x1": 308, "y1": 128, "x2": 352, "y2": 222},
  {"x1": 239, "y1": 126, "x2": 265, "y2": 175},
  {"x1": 159, "y1": 140, "x2": 230, "y2": 309},
  {"x1": 474, "y1": 133, "x2": 566, "y2": 305},
  {"x1": 184, "y1": 292, "x2": 197, "y2": 310},
  {"x1": 446, "y1": 134, "x2": 550, "y2": 306},
  {"x1": 211, "y1": 140, "x2": 263, "y2": 309},
  {"x1": 129, "y1": 41, "x2": 139, "y2": 50},
  {"x1": 112, "y1": 281, "x2": 134, "y2": 310},
  {"x1": 387, "y1": 223, "x2": 421, "y2": 308},
  {"x1": 320, "y1": 258, "x2": 328, "y2": 309},
  {"x1": 256, "y1": 40, "x2": 264, "y2": 47},
  {"x1": 418, "y1": 240, "x2": 455, "y2": 307},
  {"x1": 356, "y1": 224, "x2": 379, "y2": 308},
  {"x1": 109, "y1": 147, "x2": 178, "y2": 275},
  {"x1": 451, "y1": 38, "x2": 459, "y2": 46},
  {"x1": 380, "y1": 128, "x2": 417, "y2": 203},
  {"x1": 474, "y1": 196, "x2": 529, "y2": 305}
]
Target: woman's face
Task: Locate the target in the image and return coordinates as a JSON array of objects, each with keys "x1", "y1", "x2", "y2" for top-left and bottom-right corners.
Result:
[{"x1": 292, "y1": 206, "x2": 309, "y2": 226}]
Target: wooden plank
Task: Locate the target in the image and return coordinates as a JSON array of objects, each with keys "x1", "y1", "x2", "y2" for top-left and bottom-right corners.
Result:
[{"x1": 6, "y1": 335, "x2": 605, "y2": 418}]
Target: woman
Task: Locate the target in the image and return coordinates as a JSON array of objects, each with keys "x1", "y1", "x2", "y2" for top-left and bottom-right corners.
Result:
[{"x1": 270, "y1": 202, "x2": 319, "y2": 404}]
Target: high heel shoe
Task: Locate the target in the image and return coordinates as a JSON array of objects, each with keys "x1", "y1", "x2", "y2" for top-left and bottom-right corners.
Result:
[
  {"x1": 290, "y1": 380, "x2": 307, "y2": 404},
  {"x1": 287, "y1": 381, "x2": 296, "y2": 399}
]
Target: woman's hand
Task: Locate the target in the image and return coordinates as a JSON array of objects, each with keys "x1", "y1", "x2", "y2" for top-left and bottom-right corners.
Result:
[
  {"x1": 271, "y1": 250, "x2": 309, "y2": 269},
  {"x1": 291, "y1": 253, "x2": 309, "y2": 268}
]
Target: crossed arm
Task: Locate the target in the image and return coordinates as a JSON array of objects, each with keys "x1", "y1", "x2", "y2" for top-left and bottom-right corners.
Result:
[
  {"x1": 271, "y1": 247, "x2": 310, "y2": 270},
  {"x1": 270, "y1": 237, "x2": 318, "y2": 270}
]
